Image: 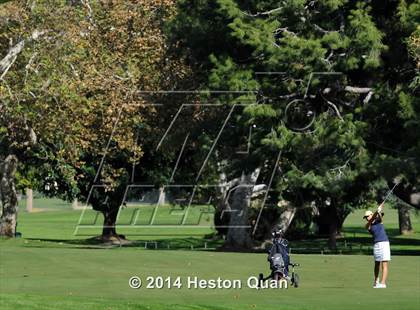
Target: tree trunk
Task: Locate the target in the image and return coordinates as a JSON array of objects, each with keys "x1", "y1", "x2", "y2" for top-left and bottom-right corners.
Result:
[
  {"x1": 398, "y1": 203, "x2": 413, "y2": 235},
  {"x1": 328, "y1": 218, "x2": 338, "y2": 250},
  {"x1": 214, "y1": 173, "x2": 239, "y2": 236},
  {"x1": 72, "y1": 199, "x2": 78, "y2": 210},
  {"x1": 314, "y1": 199, "x2": 349, "y2": 250},
  {"x1": 26, "y1": 188, "x2": 33, "y2": 212},
  {"x1": 98, "y1": 204, "x2": 130, "y2": 244},
  {"x1": 276, "y1": 203, "x2": 297, "y2": 234},
  {"x1": 157, "y1": 186, "x2": 165, "y2": 205},
  {"x1": 101, "y1": 207, "x2": 119, "y2": 238},
  {"x1": 224, "y1": 168, "x2": 260, "y2": 250},
  {"x1": 0, "y1": 155, "x2": 19, "y2": 237}
]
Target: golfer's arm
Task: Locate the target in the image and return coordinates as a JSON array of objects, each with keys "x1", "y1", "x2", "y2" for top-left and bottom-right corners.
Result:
[
  {"x1": 365, "y1": 212, "x2": 379, "y2": 229},
  {"x1": 372, "y1": 210, "x2": 382, "y2": 221},
  {"x1": 373, "y1": 209, "x2": 384, "y2": 223}
]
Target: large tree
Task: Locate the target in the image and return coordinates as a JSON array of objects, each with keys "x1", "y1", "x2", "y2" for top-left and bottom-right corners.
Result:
[
  {"x1": 0, "y1": 0, "x2": 187, "y2": 240},
  {"x1": 169, "y1": 0, "x2": 419, "y2": 249}
]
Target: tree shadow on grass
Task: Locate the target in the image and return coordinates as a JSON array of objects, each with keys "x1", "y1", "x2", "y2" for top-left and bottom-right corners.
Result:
[
  {"x1": 23, "y1": 236, "x2": 224, "y2": 250},
  {"x1": 23, "y1": 229, "x2": 420, "y2": 255}
]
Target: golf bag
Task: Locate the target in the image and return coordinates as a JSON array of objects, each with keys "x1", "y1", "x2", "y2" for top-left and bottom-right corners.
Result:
[
  {"x1": 268, "y1": 237, "x2": 290, "y2": 277},
  {"x1": 258, "y1": 229, "x2": 300, "y2": 287}
]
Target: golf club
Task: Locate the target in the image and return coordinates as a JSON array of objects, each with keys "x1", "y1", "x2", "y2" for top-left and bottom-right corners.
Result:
[{"x1": 378, "y1": 183, "x2": 399, "y2": 212}]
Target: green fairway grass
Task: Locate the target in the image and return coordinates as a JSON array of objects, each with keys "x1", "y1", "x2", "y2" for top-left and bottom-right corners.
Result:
[
  {"x1": 18, "y1": 196, "x2": 73, "y2": 211},
  {"x1": 1, "y1": 197, "x2": 420, "y2": 309},
  {"x1": 1, "y1": 244, "x2": 419, "y2": 310}
]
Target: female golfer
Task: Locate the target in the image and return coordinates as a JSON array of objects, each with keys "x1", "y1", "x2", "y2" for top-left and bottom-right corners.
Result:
[{"x1": 364, "y1": 204, "x2": 390, "y2": 288}]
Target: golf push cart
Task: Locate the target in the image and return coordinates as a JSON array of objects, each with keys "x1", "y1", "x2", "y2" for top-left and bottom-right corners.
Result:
[{"x1": 258, "y1": 228, "x2": 300, "y2": 288}]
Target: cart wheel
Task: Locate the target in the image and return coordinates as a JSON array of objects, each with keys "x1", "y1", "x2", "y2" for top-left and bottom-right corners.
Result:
[{"x1": 293, "y1": 273, "x2": 300, "y2": 287}]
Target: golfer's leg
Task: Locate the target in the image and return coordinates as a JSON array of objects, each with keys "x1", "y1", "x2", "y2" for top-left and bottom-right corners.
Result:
[
  {"x1": 381, "y1": 261, "x2": 388, "y2": 284},
  {"x1": 374, "y1": 261, "x2": 380, "y2": 284}
]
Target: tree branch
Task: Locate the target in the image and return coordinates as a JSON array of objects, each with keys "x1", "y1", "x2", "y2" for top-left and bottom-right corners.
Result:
[
  {"x1": 0, "y1": 49, "x2": 21, "y2": 80},
  {"x1": 344, "y1": 86, "x2": 374, "y2": 104},
  {"x1": 241, "y1": 7, "x2": 283, "y2": 17},
  {"x1": 0, "y1": 30, "x2": 48, "y2": 80},
  {"x1": 344, "y1": 86, "x2": 372, "y2": 94},
  {"x1": 81, "y1": 0, "x2": 95, "y2": 27},
  {"x1": 363, "y1": 91, "x2": 374, "y2": 104},
  {"x1": 22, "y1": 116, "x2": 37, "y2": 146},
  {"x1": 314, "y1": 24, "x2": 337, "y2": 34},
  {"x1": 274, "y1": 27, "x2": 297, "y2": 37},
  {"x1": 251, "y1": 184, "x2": 267, "y2": 198},
  {"x1": 24, "y1": 52, "x2": 38, "y2": 85},
  {"x1": 326, "y1": 99, "x2": 344, "y2": 121}
]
